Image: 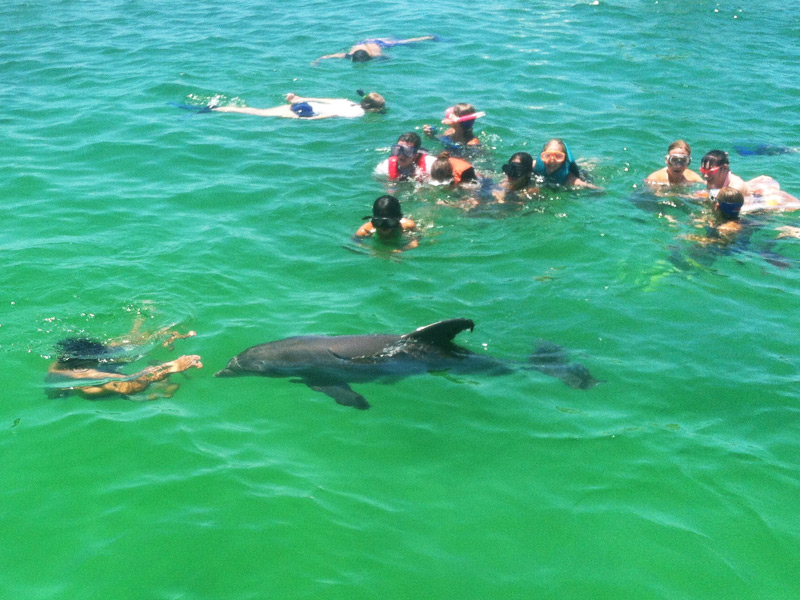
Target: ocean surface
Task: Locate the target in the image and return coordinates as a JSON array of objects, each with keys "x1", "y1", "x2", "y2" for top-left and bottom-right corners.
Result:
[{"x1": 3, "y1": 0, "x2": 800, "y2": 598}]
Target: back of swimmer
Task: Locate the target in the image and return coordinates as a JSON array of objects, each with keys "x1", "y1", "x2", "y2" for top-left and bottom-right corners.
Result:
[{"x1": 429, "y1": 152, "x2": 477, "y2": 187}]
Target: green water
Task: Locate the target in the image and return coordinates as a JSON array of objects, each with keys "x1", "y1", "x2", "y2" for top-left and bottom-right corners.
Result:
[{"x1": 3, "y1": 1, "x2": 800, "y2": 598}]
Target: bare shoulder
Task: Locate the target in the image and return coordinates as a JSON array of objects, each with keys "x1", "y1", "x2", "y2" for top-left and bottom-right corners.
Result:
[{"x1": 645, "y1": 168, "x2": 668, "y2": 183}]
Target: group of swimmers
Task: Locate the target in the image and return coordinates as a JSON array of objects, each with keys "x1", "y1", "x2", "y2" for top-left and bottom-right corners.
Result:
[{"x1": 56, "y1": 36, "x2": 799, "y2": 399}]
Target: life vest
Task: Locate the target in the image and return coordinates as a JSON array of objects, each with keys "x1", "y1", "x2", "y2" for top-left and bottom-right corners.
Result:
[
  {"x1": 388, "y1": 153, "x2": 428, "y2": 180},
  {"x1": 449, "y1": 157, "x2": 475, "y2": 184}
]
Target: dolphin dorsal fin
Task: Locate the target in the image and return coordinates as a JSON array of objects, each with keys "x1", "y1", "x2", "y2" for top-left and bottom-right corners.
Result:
[{"x1": 401, "y1": 319, "x2": 475, "y2": 345}]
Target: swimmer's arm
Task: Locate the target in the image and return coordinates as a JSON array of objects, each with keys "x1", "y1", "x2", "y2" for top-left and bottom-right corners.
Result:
[
  {"x1": 400, "y1": 218, "x2": 416, "y2": 231},
  {"x1": 355, "y1": 223, "x2": 375, "y2": 238},
  {"x1": 394, "y1": 36, "x2": 437, "y2": 44},
  {"x1": 314, "y1": 52, "x2": 347, "y2": 63},
  {"x1": 568, "y1": 174, "x2": 601, "y2": 190},
  {"x1": 76, "y1": 355, "x2": 203, "y2": 398}
]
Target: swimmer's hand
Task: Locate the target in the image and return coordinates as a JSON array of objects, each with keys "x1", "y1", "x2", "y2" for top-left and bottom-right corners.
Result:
[
  {"x1": 171, "y1": 355, "x2": 203, "y2": 372},
  {"x1": 423, "y1": 124, "x2": 437, "y2": 137}
]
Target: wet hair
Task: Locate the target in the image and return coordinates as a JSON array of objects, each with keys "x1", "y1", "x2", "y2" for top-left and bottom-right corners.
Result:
[
  {"x1": 350, "y1": 49, "x2": 371, "y2": 63},
  {"x1": 509, "y1": 151, "x2": 534, "y2": 174},
  {"x1": 396, "y1": 132, "x2": 422, "y2": 151},
  {"x1": 451, "y1": 103, "x2": 477, "y2": 129},
  {"x1": 359, "y1": 92, "x2": 385, "y2": 112},
  {"x1": 372, "y1": 195, "x2": 403, "y2": 219},
  {"x1": 715, "y1": 186, "x2": 744, "y2": 220},
  {"x1": 54, "y1": 337, "x2": 111, "y2": 367},
  {"x1": 431, "y1": 152, "x2": 454, "y2": 183},
  {"x1": 543, "y1": 138, "x2": 567, "y2": 153},
  {"x1": 668, "y1": 140, "x2": 692, "y2": 155},
  {"x1": 701, "y1": 150, "x2": 729, "y2": 168}
]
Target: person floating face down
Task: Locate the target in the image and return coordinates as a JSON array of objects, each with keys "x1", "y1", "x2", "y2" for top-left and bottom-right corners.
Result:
[
  {"x1": 354, "y1": 195, "x2": 418, "y2": 252},
  {"x1": 533, "y1": 139, "x2": 598, "y2": 188},
  {"x1": 313, "y1": 36, "x2": 439, "y2": 64},
  {"x1": 46, "y1": 326, "x2": 202, "y2": 400},
  {"x1": 212, "y1": 91, "x2": 385, "y2": 119},
  {"x1": 423, "y1": 103, "x2": 484, "y2": 150},
  {"x1": 699, "y1": 150, "x2": 749, "y2": 199},
  {"x1": 374, "y1": 132, "x2": 437, "y2": 182},
  {"x1": 645, "y1": 140, "x2": 705, "y2": 186}
]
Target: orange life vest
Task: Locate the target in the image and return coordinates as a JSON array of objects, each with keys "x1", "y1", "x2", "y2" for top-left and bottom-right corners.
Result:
[{"x1": 449, "y1": 157, "x2": 475, "y2": 184}]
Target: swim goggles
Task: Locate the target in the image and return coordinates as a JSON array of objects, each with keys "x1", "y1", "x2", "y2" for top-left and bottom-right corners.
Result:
[
  {"x1": 540, "y1": 151, "x2": 566, "y2": 162},
  {"x1": 371, "y1": 216, "x2": 401, "y2": 229},
  {"x1": 502, "y1": 162, "x2": 530, "y2": 179},
  {"x1": 666, "y1": 153, "x2": 691, "y2": 167},
  {"x1": 699, "y1": 165, "x2": 724, "y2": 176},
  {"x1": 391, "y1": 144, "x2": 418, "y2": 158}
]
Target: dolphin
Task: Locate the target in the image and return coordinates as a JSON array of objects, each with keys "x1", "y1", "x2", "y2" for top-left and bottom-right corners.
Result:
[{"x1": 215, "y1": 318, "x2": 598, "y2": 409}]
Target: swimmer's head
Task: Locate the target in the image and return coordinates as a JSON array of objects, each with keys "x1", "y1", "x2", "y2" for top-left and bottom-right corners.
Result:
[
  {"x1": 714, "y1": 186, "x2": 744, "y2": 220},
  {"x1": 350, "y1": 49, "x2": 372, "y2": 63},
  {"x1": 359, "y1": 92, "x2": 385, "y2": 113},
  {"x1": 502, "y1": 152, "x2": 534, "y2": 180},
  {"x1": 701, "y1": 150, "x2": 729, "y2": 168},
  {"x1": 700, "y1": 150, "x2": 730, "y2": 184},
  {"x1": 443, "y1": 103, "x2": 479, "y2": 128},
  {"x1": 665, "y1": 139, "x2": 692, "y2": 169},
  {"x1": 396, "y1": 132, "x2": 421, "y2": 151},
  {"x1": 54, "y1": 337, "x2": 114, "y2": 368},
  {"x1": 431, "y1": 151, "x2": 455, "y2": 185},
  {"x1": 372, "y1": 194, "x2": 403, "y2": 219},
  {"x1": 367, "y1": 195, "x2": 403, "y2": 233}
]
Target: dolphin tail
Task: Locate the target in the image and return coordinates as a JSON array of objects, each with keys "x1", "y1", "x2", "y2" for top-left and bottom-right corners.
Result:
[
  {"x1": 305, "y1": 380, "x2": 370, "y2": 410},
  {"x1": 529, "y1": 341, "x2": 600, "y2": 389},
  {"x1": 401, "y1": 318, "x2": 475, "y2": 345}
]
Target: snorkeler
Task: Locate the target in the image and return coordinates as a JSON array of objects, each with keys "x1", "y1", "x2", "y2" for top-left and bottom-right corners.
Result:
[
  {"x1": 374, "y1": 132, "x2": 436, "y2": 182},
  {"x1": 354, "y1": 195, "x2": 418, "y2": 252},
  {"x1": 492, "y1": 152, "x2": 540, "y2": 203},
  {"x1": 429, "y1": 151, "x2": 478, "y2": 187},
  {"x1": 699, "y1": 150, "x2": 749, "y2": 199},
  {"x1": 313, "y1": 36, "x2": 438, "y2": 64},
  {"x1": 423, "y1": 103, "x2": 484, "y2": 152},
  {"x1": 533, "y1": 139, "x2": 598, "y2": 188},
  {"x1": 645, "y1": 140, "x2": 704, "y2": 186},
  {"x1": 211, "y1": 91, "x2": 385, "y2": 119},
  {"x1": 700, "y1": 150, "x2": 800, "y2": 212},
  {"x1": 46, "y1": 324, "x2": 202, "y2": 400}
]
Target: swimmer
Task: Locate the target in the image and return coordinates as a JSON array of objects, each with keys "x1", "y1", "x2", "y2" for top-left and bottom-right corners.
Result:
[
  {"x1": 533, "y1": 139, "x2": 598, "y2": 188},
  {"x1": 314, "y1": 36, "x2": 438, "y2": 64},
  {"x1": 46, "y1": 324, "x2": 202, "y2": 400},
  {"x1": 423, "y1": 103, "x2": 483, "y2": 151},
  {"x1": 492, "y1": 152, "x2": 540, "y2": 203},
  {"x1": 699, "y1": 150, "x2": 749, "y2": 199},
  {"x1": 645, "y1": 140, "x2": 704, "y2": 186},
  {"x1": 354, "y1": 195, "x2": 418, "y2": 252},
  {"x1": 741, "y1": 176, "x2": 800, "y2": 214},
  {"x1": 374, "y1": 132, "x2": 437, "y2": 182},
  {"x1": 211, "y1": 91, "x2": 385, "y2": 119},
  {"x1": 429, "y1": 151, "x2": 478, "y2": 187}
]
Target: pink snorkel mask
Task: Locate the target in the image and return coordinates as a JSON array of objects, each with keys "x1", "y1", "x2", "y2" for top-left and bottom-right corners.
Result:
[{"x1": 442, "y1": 107, "x2": 485, "y2": 126}]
